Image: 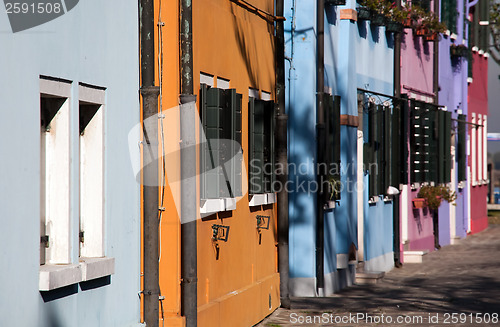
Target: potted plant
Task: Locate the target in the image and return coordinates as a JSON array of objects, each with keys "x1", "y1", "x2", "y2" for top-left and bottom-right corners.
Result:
[
  {"x1": 450, "y1": 44, "x2": 469, "y2": 58},
  {"x1": 357, "y1": 6, "x2": 372, "y2": 20},
  {"x1": 325, "y1": 0, "x2": 347, "y2": 6},
  {"x1": 417, "y1": 185, "x2": 457, "y2": 210},
  {"x1": 412, "y1": 198, "x2": 426, "y2": 209}
]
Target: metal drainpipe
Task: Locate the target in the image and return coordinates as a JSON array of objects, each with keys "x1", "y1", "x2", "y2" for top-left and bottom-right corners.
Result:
[
  {"x1": 180, "y1": 0, "x2": 197, "y2": 326},
  {"x1": 275, "y1": 0, "x2": 290, "y2": 309},
  {"x1": 393, "y1": 0, "x2": 402, "y2": 267},
  {"x1": 140, "y1": 0, "x2": 160, "y2": 326},
  {"x1": 432, "y1": 0, "x2": 441, "y2": 250},
  {"x1": 315, "y1": 0, "x2": 326, "y2": 294}
]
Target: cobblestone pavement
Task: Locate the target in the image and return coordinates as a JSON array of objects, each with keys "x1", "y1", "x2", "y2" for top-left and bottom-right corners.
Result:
[{"x1": 257, "y1": 224, "x2": 500, "y2": 327}]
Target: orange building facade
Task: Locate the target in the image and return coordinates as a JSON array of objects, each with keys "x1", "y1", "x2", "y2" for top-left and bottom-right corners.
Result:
[{"x1": 148, "y1": 0, "x2": 281, "y2": 326}]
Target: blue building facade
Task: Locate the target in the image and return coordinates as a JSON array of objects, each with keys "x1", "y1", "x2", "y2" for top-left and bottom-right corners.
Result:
[
  {"x1": 285, "y1": 0, "x2": 396, "y2": 297},
  {"x1": 0, "y1": 1, "x2": 142, "y2": 326}
]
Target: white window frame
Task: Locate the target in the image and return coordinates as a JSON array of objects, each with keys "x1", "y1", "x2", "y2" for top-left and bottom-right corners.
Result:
[
  {"x1": 40, "y1": 78, "x2": 72, "y2": 266},
  {"x1": 199, "y1": 75, "x2": 240, "y2": 215},
  {"x1": 79, "y1": 84, "x2": 105, "y2": 258},
  {"x1": 483, "y1": 116, "x2": 488, "y2": 182},
  {"x1": 477, "y1": 114, "x2": 483, "y2": 185},
  {"x1": 472, "y1": 113, "x2": 477, "y2": 186},
  {"x1": 39, "y1": 79, "x2": 114, "y2": 291}
]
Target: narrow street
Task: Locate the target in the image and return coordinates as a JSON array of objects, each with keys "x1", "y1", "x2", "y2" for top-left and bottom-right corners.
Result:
[{"x1": 258, "y1": 223, "x2": 500, "y2": 326}]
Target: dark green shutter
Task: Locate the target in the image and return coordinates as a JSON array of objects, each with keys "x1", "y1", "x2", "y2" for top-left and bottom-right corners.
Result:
[
  {"x1": 367, "y1": 103, "x2": 376, "y2": 198},
  {"x1": 376, "y1": 105, "x2": 384, "y2": 195},
  {"x1": 324, "y1": 94, "x2": 341, "y2": 200},
  {"x1": 400, "y1": 97, "x2": 409, "y2": 184},
  {"x1": 384, "y1": 106, "x2": 391, "y2": 193},
  {"x1": 391, "y1": 102, "x2": 401, "y2": 187},
  {"x1": 222, "y1": 89, "x2": 243, "y2": 198},
  {"x1": 263, "y1": 100, "x2": 275, "y2": 193},
  {"x1": 200, "y1": 85, "x2": 223, "y2": 199},
  {"x1": 249, "y1": 98, "x2": 265, "y2": 194},
  {"x1": 427, "y1": 106, "x2": 438, "y2": 183},
  {"x1": 442, "y1": 0, "x2": 458, "y2": 34},
  {"x1": 457, "y1": 114, "x2": 467, "y2": 181}
]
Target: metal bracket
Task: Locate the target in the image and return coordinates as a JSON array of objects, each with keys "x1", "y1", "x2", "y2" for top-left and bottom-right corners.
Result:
[
  {"x1": 256, "y1": 215, "x2": 270, "y2": 230},
  {"x1": 40, "y1": 235, "x2": 49, "y2": 248},
  {"x1": 212, "y1": 224, "x2": 230, "y2": 242}
]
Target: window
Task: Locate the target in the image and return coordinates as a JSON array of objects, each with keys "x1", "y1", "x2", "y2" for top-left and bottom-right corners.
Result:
[
  {"x1": 457, "y1": 114, "x2": 467, "y2": 182},
  {"x1": 472, "y1": 113, "x2": 477, "y2": 185},
  {"x1": 39, "y1": 78, "x2": 113, "y2": 291},
  {"x1": 199, "y1": 82, "x2": 242, "y2": 213},
  {"x1": 483, "y1": 116, "x2": 488, "y2": 181},
  {"x1": 40, "y1": 79, "x2": 71, "y2": 266},
  {"x1": 79, "y1": 84, "x2": 105, "y2": 258},
  {"x1": 324, "y1": 93, "x2": 341, "y2": 201},
  {"x1": 409, "y1": 101, "x2": 452, "y2": 185},
  {"x1": 248, "y1": 93, "x2": 274, "y2": 196},
  {"x1": 441, "y1": 0, "x2": 458, "y2": 34}
]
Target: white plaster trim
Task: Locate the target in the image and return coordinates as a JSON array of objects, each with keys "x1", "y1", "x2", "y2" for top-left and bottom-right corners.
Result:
[
  {"x1": 472, "y1": 46, "x2": 479, "y2": 52},
  {"x1": 40, "y1": 78, "x2": 71, "y2": 98},
  {"x1": 248, "y1": 88, "x2": 259, "y2": 99},
  {"x1": 289, "y1": 276, "x2": 317, "y2": 297},
  {"x1": 403, "y1": 250, "x2": 428, "y2": 263},
  {"x1": 364, "y1": 252, "x2": 394, "y2": 272},
  {"x1": 79, "y1": 85, "x2": 105, "y2": 105},
  {"x1": 337, "y1": 253, "x2": 348, "y2": 269},
  {"x1": 357, "y1": 130, "x2": 364, "y2": 262},
  {"x1": 266, "y1": 193, "x2": 276, "y2": 204},
  {"x1": 200, "y1": 73, "x2": 214, "y2": 87},
  {"x1": 200, "y1": 199, "x2": 225, "y2": 214},
  {"x1": 261, "y1": 91, "x2": 271, "y2": 101},
  {"x1": 401, "y1": 185, "x2": 409, "y2": 243},
  {"x1": 80, "y1": 257, "x2": 115, "y2": 281},
  {"x1": 249, "y1": 194, "x2": 267, "y2": 207},
  {"x1": 225, "y1": 198, "x2": 237, "y2": 211},
  {"x1": 467, "y1": 77, "x2": 473, "y2": 84},
  {"x1": 39, "y1": 264, "x2": 82, "y2": 291},
  {"x1": 216, "y1": 77, "x2": 230, "y2": 90}
]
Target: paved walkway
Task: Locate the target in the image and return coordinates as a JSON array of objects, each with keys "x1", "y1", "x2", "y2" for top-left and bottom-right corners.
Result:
[{"x1": 257, "y1": 225, "x2": 500, "y2": 326}]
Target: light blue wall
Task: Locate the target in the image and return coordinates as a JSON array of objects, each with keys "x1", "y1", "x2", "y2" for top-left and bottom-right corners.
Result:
[
  {"x1": 0, "y1": 1, "x2": 141, "y2": 326},
  {"x1": 285, "y1": 0, "x2": 395, "y2": 294}
]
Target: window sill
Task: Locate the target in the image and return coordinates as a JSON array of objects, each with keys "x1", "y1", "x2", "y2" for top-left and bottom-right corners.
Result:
[
  {"x1": 249, "y1": 193, "x2": 276, "y2": 207},
  {"x1": 39, "y1": 264, "x2": 82, "y2": 291},
  {"x1": 39, "y1": 257, "x2": 115, "y2": 291},
  {"x1": 80, "y1": 257, "x2": 115, "y2": 281},
  {"x1": 200, "y1": 198, "x2": 236, "y2": 215}
]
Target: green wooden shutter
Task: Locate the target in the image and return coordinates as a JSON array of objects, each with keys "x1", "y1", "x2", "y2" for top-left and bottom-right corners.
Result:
[
  {"x1": 391, "y1": 103, "x2": 401, "y2": 187},
  {"x1": 479, "y1": 0, "x2": 490, "y2": 52},
  {"x1": 444, "y1": 111, "x2": 452, "y2": 183},
  {"x1": 222, "y1": 89, "x2": 243, "y2": 197},
  {"x1": 384, "y1": 106, "x2": 391, "y2": 193},
  {"x1": 249, "y1": 98, "x2": 265, "y2": 194},
  {"x1": 264, "y1": 100, "x2": 275, "y2": 193},
  {"x1": 324, "y1": 94, "x2": 341, "y2": 200},
  {"x1": 333, "y1": 95, "x2": 341, "y2": 189},
  {"x1": 457, "y1": 114, "x2": 467, "y2": 181},
  {"x1": 367, "y1": 102, "x2": 376, "y2": 198},
  {"x1": 200, "y1": 85, "x2": 223, "y2": 199},
  {"x1": 427, "y1": 105, "x2": 438, "y2": 183},
  {"x1": 442, "y1": 0, "x2": 458, "y2": 34},
  {"x1": 400, "y1": 97, "x2": 409, "y2": 184},
  {"x1": 376, "y1": 105, "x2": 384, "y2": 195}
]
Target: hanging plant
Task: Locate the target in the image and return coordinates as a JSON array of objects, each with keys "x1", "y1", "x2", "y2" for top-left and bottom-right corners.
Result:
[{"x1": 417, "y1": 185, "x2": 457, "y2": 210}]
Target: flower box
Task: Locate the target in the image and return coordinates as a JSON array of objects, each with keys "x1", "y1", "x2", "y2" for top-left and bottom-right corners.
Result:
[
  {"x1": 386, "y1": 21, "x2": 404, "y2": 33},
  {"x1": 412, "y1": 198, "x2": 426, "y2": 209},
  {"x1": 357, "y1": 7, "x2": 371, "y2": 20},
  {"x1": 325, "y1": 0, "x2": 347, "y2": 5},
  {"x1": 371, "y1": 13, "x2": 387, "y2": 26},
  {"x1": 415, "y1": 26, "x2": 428, "y2": 36},
  {"x1": 450, "y1": 44, "x2": 469, "y2": 58},
  {"x1": 424, "y1": 33, "x2": 438, "y2": 42},
  {"x1": 403, "y1": 17, "x2": 413, "y2": 28}
]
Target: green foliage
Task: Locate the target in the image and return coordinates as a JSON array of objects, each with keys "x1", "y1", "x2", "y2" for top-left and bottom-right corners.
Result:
[
  {"x1": 418, "y1": 185, "x2": 457, "y2": 210},
  {"x1": 490, "y1": 1, "x2": 500, "y2": 64},
  {"x1": 358, "y1": 0, "x2": 447, "y2": 34}
]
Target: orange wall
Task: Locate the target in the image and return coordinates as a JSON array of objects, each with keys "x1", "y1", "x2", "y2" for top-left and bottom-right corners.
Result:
[{"x1": 152, "y1": 0, "x2": 280, "y2": 326}]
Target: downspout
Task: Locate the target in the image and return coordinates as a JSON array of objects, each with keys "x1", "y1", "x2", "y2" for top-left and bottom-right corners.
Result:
[
  {"x1": 433, "y1": 0, "x2": 441, "y2": 250},
  {"x1": 275, "y1": 0, "x2": 290, "y2": 309},
  {"x1": 315, "y1": 0, "x2": 326, "y2": 294},
  {"x1": 180, "y1": 0, "x2": 197, "y2": 326},
  {"x1": 393, "y1": 0, "x2": 402, "y2": 267},
  {"x1": 140, "y1": 0, "x2": 160, "y2": 326}
]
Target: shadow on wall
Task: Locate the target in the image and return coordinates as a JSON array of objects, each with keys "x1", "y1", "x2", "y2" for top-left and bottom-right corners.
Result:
[{"x1": 230, "y1": 1, "x2": 275, "y2": 89}]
